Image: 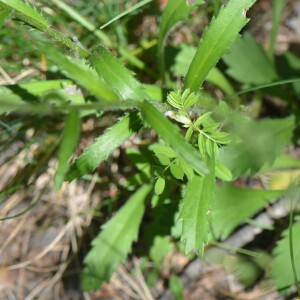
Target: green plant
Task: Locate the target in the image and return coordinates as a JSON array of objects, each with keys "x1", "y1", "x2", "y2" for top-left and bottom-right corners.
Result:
[{"x1": 1, "y1": 0, "x2": 300, "y2": 296}]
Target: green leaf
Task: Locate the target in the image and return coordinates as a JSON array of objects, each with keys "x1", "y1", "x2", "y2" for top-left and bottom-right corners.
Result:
[
  {"x1": 81, "y1": 184, "x2": 152, "y2": 291},
  {"x1": 155, "y1": 153, "x2": 171, "y2": 166},
  {"x1": 55, "y1": 109, "x2": 80, "y2": 189},
  {"x1": 184, "y1": 0, "x2": 257, "y2": 91},
  {"x1": 151, "y1": 144, "x2": 177, "y2": 159},
  {"x1": 0, "y1": 0, "x2": 47, "y2": 25},
  {"x1": 170, "y1": 163, "x2": 184, "y2": 180},
  {"x1": 167, "y1": 90, "x2": 183, "y2": 109},
  {"x1": 172, "y1": 45, "x2": 235, "y2": 96},
  {"x1": 41, "y1": 44, "x2": 117, "y2": 101},
  {"x1": 198, "y1": 134, "x2": 206, "y2": 157},
  {"x1": 223, "y1": 32, "x2": 278, "y2": 85},
  {"x1": 179, "y1": 156, "x2": 215, "y2": 256},
  {"x1": 0, "y1": 3, "x2": 10, "y2": 26},
  {"x1": 139, "y1": 101, "x2": 208, "y2": 174},
  {"x1": 89, "y1": 46, "x2": 148, "y2": 101},
  {"x1": 215, "y1": 160, "x2": 233, "y2": 181},
  {"x1": 169, "y1": 275, "x2": 184, "y2": 300},
  {"x1": 0, "y1": 0, "x2": 88, "y2": 57},
  {"x1": 212, "y1": 184, "x2": 285, "y2": 240},
  {"x1": 218, "y1": 117, "x2": 295, "y2": 178},
  {"x1": 155, "y1": 177, "x2": 166, "y2": 195},
  {"x1": 158, "y1": 0, "x2": 201, "y2": 78},
  {"x1": 0, "y1": 80, "x2": 82, "y2": 115},
  {"x1": 194, "y1": 112, "x2": 213, "y2": 126},
  {"x1": 66, "y1": 112, "x2": 142, "y2": 181},
  {"x1": 271, "y1": 222, "x2": 300, "y2": 289},
  {"x1": 150, "y1": 236, "x2": 173, "y2": 265}
]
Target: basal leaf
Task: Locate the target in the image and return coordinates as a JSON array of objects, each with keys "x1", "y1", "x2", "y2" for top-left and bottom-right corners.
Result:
[
  {"x1": 55, "y1": 109, "x2": 81, "y2": 190},
  {"x1": 212, "y1": 184, "x2": 285, "y2": 240},
  {"x1": 66, "y1": 112, "x2": 142, "y2": 181},
  {"x1": 0, "y1": 0, "x2": 88, "y2": 57},
  {"x1": 89, "y1": 46, "x2": 149, "y2": 101},
  {"x1": 158, "y1": 0, "x2": 201, "y2": 78},
  {"x1": 139, "y1": 100, "x2": 208, "y2": 174},
  {"x1": 223, "y1": 32, "x2": 278, "y2": 84},
  {"x1": 271, "y1": 221, "x2": 300, "y2": 289},
  {"x1": 184, "y1": 0, "x2": 257, "y2": 91},
  {"x1": 179, "y1": 156, "x2": 215, "y2": 256},
  {"x1": 81, "y1": 184, "x2": 152, "y2": 291},
  {"x1": 41, "y1": 44, "x2": 117, "y2": 101},
  {"x1": 0, "y1": 0, "x2": 47, "y2": 26}
]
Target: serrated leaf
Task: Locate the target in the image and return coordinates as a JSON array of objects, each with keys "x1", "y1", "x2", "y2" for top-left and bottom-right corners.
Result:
[
  {"x1": 158, "y1": 0, "x2": 201, "y2": 77},
  {"x1": 212, "y1": 184, "x2": 285, "y2": 240},
  {"x1": 89, "y1": 46, "x2": 148, "y2": 101},
  {"x1": 41, "y1": 44, "x2": 117, "y2": 101},
  {"x1": 66, "y1": 112, "x2": 142, "y2": 181},
  {"x1": 179, "y1": 156, "x2": 215, "y2": 256},
  {"x1": 81, "y1": 184, "x2": 152, "y2": 291},
  {"x1": 0, "y1": 0, "x2": 47, "y2": 25},
  {"x1": 140, "y1": 101, "x2": 208, "y2": 174},
  {"x1": 270, "y1": 221, "x2": 300, "y2": 289},
  {"x1": 223, "y1": 32, "x2": 277, "y2": 84},
  {"x1": 155, "y1": 177, "x2": 166, "y2": 195},
  {"x1": 55, "y1": 109, "x2": 80, "y2": 189},
  {"x1": 184, "y1": 0, "x2": 257, "y2": 91},
  {"x1": 0, "y1": 0, "x2": 87, "y2": 57}
]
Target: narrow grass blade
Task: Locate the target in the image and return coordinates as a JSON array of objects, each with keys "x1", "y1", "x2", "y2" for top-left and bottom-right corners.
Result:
[
  {"x1": 184, "y1": 0, "x2": 256, "y2": 92},
  {"x1": 139, "y1": 100, "x2": 207, "y2": 174},
  {"x1": 100, "y1": 0, "x2": 153, "y2": 29},
  {"x1": 89, "y1": 46, "x2": 149, "y2": 101},
  {"x1": 81, "y1": 184, "x2": 152, "y2": 291},
  {"x1": 55, "y1": 109, "x2": 81, "y2": 189},
  {"x1": 225, "y1": 78, "x2": 300, "y2": 99},
  {"x1": 66, "y1": 112, "x2": 142, "y2": 181}
]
